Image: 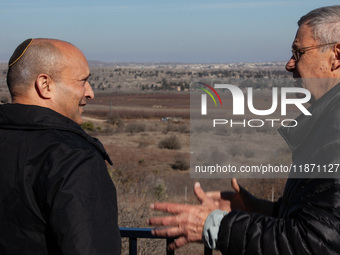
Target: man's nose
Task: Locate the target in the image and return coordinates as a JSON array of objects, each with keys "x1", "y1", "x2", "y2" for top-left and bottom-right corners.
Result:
[
  {"x1": 85, "y1": 82, "x2": 95, "y2": 100},
  {"x1": 286, "y1": 56, "x2": 296, "y2": 72}
]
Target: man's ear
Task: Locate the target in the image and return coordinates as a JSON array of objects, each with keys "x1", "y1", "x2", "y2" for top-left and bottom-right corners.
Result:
[
  {"x1": 331, "y1": 43, "x2": 340, "y2": 71},
  {"x1": 35, "y1": 74, "x2": 52, "y2": 99}
]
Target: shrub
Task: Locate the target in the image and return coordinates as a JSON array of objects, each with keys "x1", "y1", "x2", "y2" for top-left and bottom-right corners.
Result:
[
  {"x1": 171, "y1": 154, "x2": 189, "y2": 170},
  {"x1": 138, "y1": 159, "x2": 146, "y2": 166},
  {"x1": 153, "y1": 184, "x2": 168, "y2": 201},
  {"x1": 81, "y1": 121, "x2": 95, "y2": 132},
  {"x1": 158, "y1": 135, "x2": 181, "y2": 150},
  {"x1": 107, "y1": 112, "x2": 123, "y2": 127},
  {"x1": 177, "y1": 124, "x2": 189, "y2": 133},
  {"x1": 125, "y1": 122, "x2": 146, "y2": 134},
  {"x1": 138, "y1": 140, "x2": 150, "y2": 148}
]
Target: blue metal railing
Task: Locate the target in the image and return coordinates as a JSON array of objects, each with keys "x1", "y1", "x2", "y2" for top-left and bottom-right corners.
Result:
[{"x1": 119, "y1": 227, "x2": 212, "y2": 255}]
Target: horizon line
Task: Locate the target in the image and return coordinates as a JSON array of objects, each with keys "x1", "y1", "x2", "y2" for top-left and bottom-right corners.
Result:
[{"x1": 0, "y1": 60, "x2": 288, "y2": 65}]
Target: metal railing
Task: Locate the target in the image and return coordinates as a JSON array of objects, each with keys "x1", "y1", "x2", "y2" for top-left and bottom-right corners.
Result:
[{"x1": 119, "y1": 227, "x2": 212, "y2": 255}]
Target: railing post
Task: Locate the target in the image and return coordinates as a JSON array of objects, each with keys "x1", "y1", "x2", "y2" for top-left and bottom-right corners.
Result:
[
  {"x1": 166, "y1": 238, "x2": 175, "y2": 255},
  {"x1": 129, "y1": 237, "x2": 137, "y2": 255}
]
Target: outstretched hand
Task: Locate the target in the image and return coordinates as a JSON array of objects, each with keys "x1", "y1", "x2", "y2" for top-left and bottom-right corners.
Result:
[{"x1": 148, "y1": 182, "x2": 218, "y2": 250}]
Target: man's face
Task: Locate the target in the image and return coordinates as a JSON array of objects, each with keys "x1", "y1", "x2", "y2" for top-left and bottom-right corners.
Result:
[
  {"x1": 286, "y1": 23, "x2": 335, "y2": 102},
  {"x1": 52, "y1": 46, "x2": 94, "y2": 125}
]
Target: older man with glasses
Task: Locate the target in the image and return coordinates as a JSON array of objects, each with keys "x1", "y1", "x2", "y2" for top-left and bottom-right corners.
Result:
[{"x1": 148, "y1": 5, "x2": 340, "y2": 255}]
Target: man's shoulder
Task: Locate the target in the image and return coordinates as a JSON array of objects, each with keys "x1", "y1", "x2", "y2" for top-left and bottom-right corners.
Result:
[
  {"x1": 34, "y1": 124, "x2": 111, "y2": 165},
  {"x1": 0, "y1": 104, "x2": 112, "y2": 164},
  {"x1": 39, "y1": 128, "x2": 96, "y2": 150}
]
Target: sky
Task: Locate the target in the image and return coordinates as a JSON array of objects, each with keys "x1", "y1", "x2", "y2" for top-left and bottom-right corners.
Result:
[{"x1": 0, "y1": 0, "x2": 339, "y2": 63}]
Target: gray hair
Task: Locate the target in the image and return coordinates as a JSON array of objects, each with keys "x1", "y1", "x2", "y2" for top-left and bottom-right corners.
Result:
[
  {"x1": 298, "y1": 5, "x2": 340, "y2": 48},
  {"x1": 7, "y1": 39, "x2": 64, "y2": 97}
]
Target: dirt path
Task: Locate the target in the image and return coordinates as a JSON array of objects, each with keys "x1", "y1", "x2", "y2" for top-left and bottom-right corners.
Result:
[{"x1": 82, "y1": 116, "x2": 106, "y2": 123}]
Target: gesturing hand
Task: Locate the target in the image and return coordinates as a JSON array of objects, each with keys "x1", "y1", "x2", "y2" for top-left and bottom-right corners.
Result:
[{"x1": 148, "y1": 182, "x2": 218, "y2": 250}]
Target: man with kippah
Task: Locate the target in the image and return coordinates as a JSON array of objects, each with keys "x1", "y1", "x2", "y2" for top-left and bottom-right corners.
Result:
[
  {"x1": 148, "y1": 5, "x2": 340, "y2": 255},
  {"x1": 0, "y1": 39, "x2": 121, "y2": 254}
]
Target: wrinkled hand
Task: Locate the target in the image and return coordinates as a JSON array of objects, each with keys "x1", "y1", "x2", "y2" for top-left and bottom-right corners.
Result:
[{"x1": 148, "y1": 182, "x2": 218, "y2": 250}]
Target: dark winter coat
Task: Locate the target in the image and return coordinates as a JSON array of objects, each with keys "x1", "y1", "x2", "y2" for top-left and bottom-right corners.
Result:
[
  {"x1": 217, "y1": 84, "x2": 340, "y2": 254},
  {"x1": 0, "y1": 104, "x2": 121, "y2": 255}
]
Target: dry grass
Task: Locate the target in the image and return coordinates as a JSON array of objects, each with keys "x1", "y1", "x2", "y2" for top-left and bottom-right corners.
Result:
[{"x1": 158, "y1": 135, "x2": 182, "y2": 150}]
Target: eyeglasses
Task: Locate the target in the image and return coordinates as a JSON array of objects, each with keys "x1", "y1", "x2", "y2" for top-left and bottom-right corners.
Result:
[{"x1": 291, "y1": 42, "x2": 337, "y2": 61}]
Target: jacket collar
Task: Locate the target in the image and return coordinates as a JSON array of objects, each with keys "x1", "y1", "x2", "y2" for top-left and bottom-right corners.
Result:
[
  {"x1": 278, "y1": 83, "x2": 340, "y2": 152},
  {"x1": 0, "y1": 104, "x2": 113, "y2": 165}
]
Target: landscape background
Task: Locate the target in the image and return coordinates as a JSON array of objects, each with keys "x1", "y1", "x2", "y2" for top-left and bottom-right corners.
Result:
[
  {"x1": 2, "y1": 0, "x2": 337, "y2": 254},
  {"x1": 1, "y1": 61, "x2": 296, "y2": 254}
]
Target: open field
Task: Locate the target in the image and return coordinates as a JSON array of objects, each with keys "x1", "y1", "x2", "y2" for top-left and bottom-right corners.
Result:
[
  {"x1": 0, "y1": 62, "x2": 297, "y2": 254},
  {"x1": 83, "y1": 91, "x2": 295, "y2": 255}
]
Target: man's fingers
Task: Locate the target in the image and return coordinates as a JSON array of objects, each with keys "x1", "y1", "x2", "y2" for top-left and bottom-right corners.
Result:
[
  {"x1": 194, "y1": 182, "x2": 208, "y2": 203},
  {"x1": 206, "y1": 191, "x2": 222, "y2": 200},
  {"x1": 231, "y1": 178, "x2": 240, "y2": 193},
  {"x1": 151, "y1": 202, "x2": 193, "y2": 214},
  {"x1": 151, "y1": 227, "x2": 183, "y2": 238},
  {"x1": 168, "y1": 236, "x2": 189, "y2": 250},
  {"x1": 148, "y1": 216, "x2": 180, "y2": 226}
]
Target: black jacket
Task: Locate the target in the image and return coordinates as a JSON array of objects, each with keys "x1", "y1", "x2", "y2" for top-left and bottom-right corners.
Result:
[
  {"x1": 0, "y1": 104, "x2": 121, "y2": 255},
  {"x1": 217, "y1": 84, "x2": 340, "y2": 254}
]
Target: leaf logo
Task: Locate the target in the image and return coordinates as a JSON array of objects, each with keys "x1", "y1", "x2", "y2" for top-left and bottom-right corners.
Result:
[{"x1": 197, "y1": 82, "x2": 222, "y2": 115}]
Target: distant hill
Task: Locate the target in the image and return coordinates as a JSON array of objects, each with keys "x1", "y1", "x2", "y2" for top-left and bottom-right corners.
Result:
[{"x1": 0, "y1": 61, "x2": 291, "y2": 96}]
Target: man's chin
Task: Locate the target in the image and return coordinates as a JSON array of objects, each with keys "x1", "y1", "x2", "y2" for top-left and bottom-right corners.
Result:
[
  {"x1": 77, "y1": 117, "x2": 84, "y2": 126},
  {"x1": 72, "y1": 115, "x2": 84, "y2": 125}
]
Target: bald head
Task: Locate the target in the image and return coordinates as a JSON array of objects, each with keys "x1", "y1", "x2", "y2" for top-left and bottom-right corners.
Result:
[
  {"x1": 6, "y1": 38, "x2": 93, "y2": 124},
  {"x1": 7, "y1": 38, "x2": 75, "y2": 98}
]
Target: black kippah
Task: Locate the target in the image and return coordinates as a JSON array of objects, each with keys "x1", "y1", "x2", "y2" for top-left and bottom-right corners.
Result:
[{"x1": 8, "y1": 38, "x2": 34, "y2": 68}]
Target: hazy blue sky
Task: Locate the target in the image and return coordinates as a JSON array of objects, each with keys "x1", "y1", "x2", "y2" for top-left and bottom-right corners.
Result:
[{"x1": 0, "y1": 1, "x2": 339, "y2": 63}]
